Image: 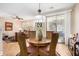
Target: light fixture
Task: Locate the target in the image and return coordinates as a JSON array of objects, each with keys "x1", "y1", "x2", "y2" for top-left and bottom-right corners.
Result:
[{"x1": 35, "y1": 3, "x2": 46, "y2": 22}]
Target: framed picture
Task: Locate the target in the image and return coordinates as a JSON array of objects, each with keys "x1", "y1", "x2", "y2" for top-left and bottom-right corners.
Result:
[{"x1": 5, "y1": 22, "x2": 13, "y2": 31}]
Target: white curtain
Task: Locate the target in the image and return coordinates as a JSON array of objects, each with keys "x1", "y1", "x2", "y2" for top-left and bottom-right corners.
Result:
[{"x1": 64, "y1": 11, "x2": 71, "y2": 45}]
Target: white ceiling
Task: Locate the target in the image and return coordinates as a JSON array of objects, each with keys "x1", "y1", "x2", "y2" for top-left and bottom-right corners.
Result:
[{"x1": 0, "y1": 3, "x2": 75, "y2": 19}]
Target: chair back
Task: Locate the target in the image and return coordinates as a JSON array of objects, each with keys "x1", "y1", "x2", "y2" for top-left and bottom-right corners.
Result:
[
  {"x1": 49, "y1": 32, "x2": 59, "y2": 56},
  {"x1": 17, "y1": 32, "x2": 28, "y2": 56}
]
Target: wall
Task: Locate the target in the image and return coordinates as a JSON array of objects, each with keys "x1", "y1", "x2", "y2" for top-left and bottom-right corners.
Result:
[
  {"x1": 71, "y1": 4, "x2": 79, "y2": 34},
  {"x1": 0, "y1": 18, "x2": 21, "y2": 36},
  {"x1": 21, "y1": 20, "x2": 35, "y2": 31},
  {"x1": 0, "y1": 20, "x2": 3, "y2": 55}
]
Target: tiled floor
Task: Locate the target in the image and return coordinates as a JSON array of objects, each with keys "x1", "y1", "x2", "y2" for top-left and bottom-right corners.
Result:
[
  {"x1": 56, "y1": 44, "x2": 71, "y2": 56},
  {"x1": 3, "y1": 41, "x2": 20, "y2": 56},
  {"x1": 3, "y1": 40, "x2": 72, "y2": 56}
]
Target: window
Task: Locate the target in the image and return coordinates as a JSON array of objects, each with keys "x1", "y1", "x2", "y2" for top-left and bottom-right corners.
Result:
[
  {"x1": 47, "y1": 16, "x2": 56, "y2": 31},
  {"x1": 47, "y1": 14, "x2": 65, "y2": 42}
]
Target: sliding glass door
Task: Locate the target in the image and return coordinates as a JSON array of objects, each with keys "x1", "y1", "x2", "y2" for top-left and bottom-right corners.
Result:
[
  {"x1": 56, "y1": 15, "x2": 65, "y2": 43},
  {"x1": 47, "y1": 14, "x2": 65, "y2": 43}
]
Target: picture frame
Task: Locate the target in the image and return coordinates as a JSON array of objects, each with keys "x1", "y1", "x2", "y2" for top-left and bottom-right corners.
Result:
[{"x1": 5, "y1": 22, "x2": 13, "y2": 31}]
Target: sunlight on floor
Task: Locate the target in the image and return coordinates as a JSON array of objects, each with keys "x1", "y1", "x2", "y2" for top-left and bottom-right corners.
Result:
[{"x1": 3, "y1": 41, "x2": 71, "y2": 56}]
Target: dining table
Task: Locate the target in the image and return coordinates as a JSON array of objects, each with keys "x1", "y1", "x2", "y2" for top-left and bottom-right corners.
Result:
[{"x1": 27, "y1": 38, "x2": 51, "y2": 55}]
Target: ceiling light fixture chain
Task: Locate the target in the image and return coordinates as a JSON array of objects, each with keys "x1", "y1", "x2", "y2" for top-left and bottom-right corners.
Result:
[
  {"x1": 35, "y1": 3, "x2": 46, "y2": 23},
  {"x1": 38, "y1": 3, "x2": 41, "y2": 14}
]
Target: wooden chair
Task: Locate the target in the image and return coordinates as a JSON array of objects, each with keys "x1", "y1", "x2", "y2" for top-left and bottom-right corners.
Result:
[
  {"x1": 39, "y1": 32, "x2": 59, "y2": 56},
  {"x1": 16, "y1": 31, "x2": 36, "y2": 56}
]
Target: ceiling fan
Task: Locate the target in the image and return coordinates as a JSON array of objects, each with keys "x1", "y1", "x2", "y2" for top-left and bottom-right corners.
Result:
[
  {"x1": 11, "y1": 15, "x2": 23, "y2": 20},
  {"x1": 15, "y1": 16, "x2": 23, "y2": 20}
]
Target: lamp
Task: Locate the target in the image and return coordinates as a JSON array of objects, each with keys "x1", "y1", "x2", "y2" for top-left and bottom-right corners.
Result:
[
  {"x1": 35, "y1": 3, "x2": 46, "y2": 40},
  {"x1": 35, "y1": 3, "x2": 46, "y2": 22}
]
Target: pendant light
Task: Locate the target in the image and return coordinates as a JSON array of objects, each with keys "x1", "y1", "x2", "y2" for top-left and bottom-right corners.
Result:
[{"x1": 35, "y1": 3, "x2": 46, "y2": 22}]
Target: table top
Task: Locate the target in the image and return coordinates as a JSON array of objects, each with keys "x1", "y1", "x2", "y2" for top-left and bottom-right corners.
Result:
[{"x1": 27, "y1": 38, "x2": 51, "y2": 47}]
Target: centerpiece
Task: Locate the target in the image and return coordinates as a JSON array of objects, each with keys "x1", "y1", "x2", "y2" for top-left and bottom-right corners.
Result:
[{"x1": 38, "y1": 29, "x2": 43, "y2": 41}]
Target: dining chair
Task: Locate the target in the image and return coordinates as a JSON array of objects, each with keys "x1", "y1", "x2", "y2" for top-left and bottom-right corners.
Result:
[
  {"x1": 16, "y1": 31, "x2": 36, "y2": 56},
  {"x1": 39, "y1": 32, "x2": 59, "y2": 56}
]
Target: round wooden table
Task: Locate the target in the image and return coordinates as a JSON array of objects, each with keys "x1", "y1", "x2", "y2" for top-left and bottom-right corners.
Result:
[
  {"x1": 27, "y1": 39, "x2": 51, "y2": 56},
  {"x1": 27, "y1": 39, "x2": 51, "y2": 47}
]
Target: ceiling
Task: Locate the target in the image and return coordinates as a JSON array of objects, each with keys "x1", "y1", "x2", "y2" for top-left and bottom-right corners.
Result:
[{"x1": 0, "y1": 3, "x2": 75, "y2": 19}]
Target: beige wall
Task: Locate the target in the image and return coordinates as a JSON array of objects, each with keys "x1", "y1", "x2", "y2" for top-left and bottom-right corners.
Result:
[
  {"x1": 21, "y1": 20, "x2": 35, "y2": 31},
  {"x1": 0, "y1": 18, "x2": 21, "y2": 36},
  {"x1": 1, "y1": 18, "x2": 35, "y2": 36},
  {"x1": 0, "y1": 20, "x2": 3, "y2": 52},
  {"x1": 71, "y1": 4, "x2": 79, "y2": 34}
]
